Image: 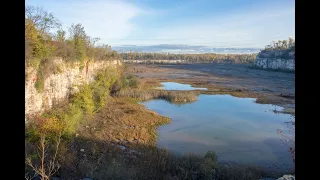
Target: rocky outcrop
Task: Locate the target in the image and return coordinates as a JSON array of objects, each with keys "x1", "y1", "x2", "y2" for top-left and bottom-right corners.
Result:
[
  {"x1": 259, "y1": 174, "x2": 295, "y2": 180},
  {"x1": 25, "y1": 58, "x2": 121, "y2": 116},
  {"x1": 277, "y1": 174, "x2": 295, "y2": 180},
  {"x1": 254, "y1": 49, "x2": 295, "y2": 71}
]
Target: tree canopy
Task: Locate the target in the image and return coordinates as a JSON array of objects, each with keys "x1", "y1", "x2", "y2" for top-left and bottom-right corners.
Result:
[
  {"x1": 264, "y1": 37, "x2": 295, "y2": 51},
  {"x1": 25, "y1": 5, "x2": 119, "y2": 65},
  {"x1": 119, "y1": 52, "x2": 257, "y2": 64}
]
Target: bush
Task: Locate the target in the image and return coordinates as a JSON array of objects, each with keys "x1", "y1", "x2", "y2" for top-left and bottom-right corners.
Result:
[
  {"x1": 25, "y1": 114, "x2": 63, "y2": 180},
  {"x1": 111, "y1": 80, "x2": 122, "y2": 94},
  {"x1": 71, "y1": 84, "x2": 95, "y2": 115},
  {"x1": 127, "y1": 74, "x2": 139, "y2": 88},
  {"x1": 118, "y1": 74, "x2": 139, "y2": 89},
  {"x1": 92, "y1": 68, "x2": 119, "y2": 109},
  {"x1": 25, "y1": 114, "x2": 65, "y2": 142},
  {"x1": 120, "y1": 74, "x2": 129, "y2": 88},
  {"x1": 41, "y1": 103, "x2": 84, "y2": 137},
  {"x1": 35, "y1": 68, "x2": 44, "y2": 93}
]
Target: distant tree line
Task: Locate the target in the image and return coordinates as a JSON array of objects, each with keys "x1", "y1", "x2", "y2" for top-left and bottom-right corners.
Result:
[
  {"x1": 264, "y1": 37, "x2": 295, "y2": 51},
  {"x1": 119, "y1": 52, "x2": 257, "y2": 64},
  {"x1": 25, "y1": 5, "x2": 119, "y2": 66}
]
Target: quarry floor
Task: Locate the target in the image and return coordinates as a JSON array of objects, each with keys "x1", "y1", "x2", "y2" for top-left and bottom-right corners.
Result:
[{"x1": 127, "y1": 63, "x2": 295, "y2": 114}]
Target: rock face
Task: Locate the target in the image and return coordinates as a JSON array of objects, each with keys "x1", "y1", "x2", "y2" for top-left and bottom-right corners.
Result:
[
  {"x1": 259, "y1": 174, "x2": 295, "y2": 180},
  {"x1": 277, "y1": 174, "x2": 295, "y2": 180},
  {"x1": 254, "y1": 49, "x2": 295, "y2": 71},
  {"x1": 25, "y1": 58, "x2": 121, "y2": 117}
]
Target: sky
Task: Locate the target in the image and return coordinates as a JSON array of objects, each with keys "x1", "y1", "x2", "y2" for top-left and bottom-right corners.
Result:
[{"x1": 26, "y1": 0, "x2": 295, "y2": 49}]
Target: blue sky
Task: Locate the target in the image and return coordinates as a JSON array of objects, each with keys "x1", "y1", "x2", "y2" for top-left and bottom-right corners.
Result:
[{"x1": 26, "y1": 0, "x2": 295, "y2": 49}]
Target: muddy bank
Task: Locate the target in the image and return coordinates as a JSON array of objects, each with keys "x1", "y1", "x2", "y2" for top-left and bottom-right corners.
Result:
[{"x1": 127, "y1": 63, "x2": 295, "y2": 114}]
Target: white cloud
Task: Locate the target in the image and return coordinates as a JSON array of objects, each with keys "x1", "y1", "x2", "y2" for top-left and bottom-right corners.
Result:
[{"x1": 114, "y1": 4, "x2": 295, "y2": 48}]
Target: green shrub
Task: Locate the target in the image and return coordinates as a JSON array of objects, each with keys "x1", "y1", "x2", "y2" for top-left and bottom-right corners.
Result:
[
  {"x1": 61, "y1": 104, "x2": 83, "y2": 135},
  {"x1": 35, "y1": 68, "x2": 44, "y2": 93},
  {"x1": 39, "y1": 104, "x2": 83, "y2": 137},
  {"x1": 121, "y1": 74, "x2": 129, "y2": 88},
  {"x1": 128, "y1": 74, "x2": 139, "y2": 88},
  {"x1": 119, "y1": 74, "x2": 139, "y2": 89},
  {"x1": 56, "y1": 65, "x2": 63, "y2": 74},
  {"x1": 110, "y1": 80, "x2": 122, "y2": 94},
  {"x1": 91, "y1": 68, "x2": 119, "y2": 110},
  {"x1": 71, "y1": 84, "x2": 95, "y2": 115},
  {"x1": 25, "y1": 114, "x2": 65, "y2": 143}
]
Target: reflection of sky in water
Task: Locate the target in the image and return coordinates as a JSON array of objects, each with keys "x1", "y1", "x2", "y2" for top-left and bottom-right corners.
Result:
[
  {"x1": 157, "y1": 82, "x2": 208, "y2": 90},
  {"x1": 142, "y1": 94, "x2": 295, "y2": 173}
]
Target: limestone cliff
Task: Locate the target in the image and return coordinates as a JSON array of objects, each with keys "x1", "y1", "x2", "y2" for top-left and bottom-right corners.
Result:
[
  {"x1": 254, "y1": 49, "x2": 295, "y2": 71},
  {"x1": 25, "y1": 58, "x2": 122, "y2": 116}
]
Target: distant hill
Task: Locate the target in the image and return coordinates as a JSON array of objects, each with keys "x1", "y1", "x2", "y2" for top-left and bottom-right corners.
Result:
[{"x1": 112, "y1": 44, "x2": 260, "y2": 54}]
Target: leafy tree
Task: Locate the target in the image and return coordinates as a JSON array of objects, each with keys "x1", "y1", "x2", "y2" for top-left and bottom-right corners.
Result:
[
  {"x1": 86, "y1": 37, "x2": 101, "y2": 59},
  {"x1": 282, "y1": 40, "x2": 288, "y2": 49},
  {"x1": 288, "y1": 37, "x2": 295, "y2": 48},
  {"x1": 54, "y1": 30, "x2": 66, "y2": 42},
  {"x1": 25, "y1": 18, "x2": 55, "y2": 62},
  {"x1": 68, "y1": 23, "x2": 88, "y2": 61},
  {"x1": 263, "y1": 38, "x2": 294, "y2": 51},
  {"x1": 25, "y1": 5, "x2": 60, "y2": 62}
]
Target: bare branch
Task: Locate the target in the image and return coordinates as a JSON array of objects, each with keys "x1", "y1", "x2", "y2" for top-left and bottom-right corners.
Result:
[
  {"x1": 25, "y1": 5, "x2": 61, "y2": 35},
  {"x1": 26, "y1": 132, "x2": 62, "y2": 180}
]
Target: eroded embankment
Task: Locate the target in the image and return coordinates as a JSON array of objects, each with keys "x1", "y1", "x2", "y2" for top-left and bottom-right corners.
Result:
[{"x1": 25, "y1": 58, "x2": 122, "y2": 116}]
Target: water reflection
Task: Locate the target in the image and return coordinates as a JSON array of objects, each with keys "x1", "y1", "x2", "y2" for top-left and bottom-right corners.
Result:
[
  {"x1": 141, "y1": 94, "x2": 295, "y2": 173},
  {"x1": 157, "y1": 82, "x2": 208, "y2": 90}
]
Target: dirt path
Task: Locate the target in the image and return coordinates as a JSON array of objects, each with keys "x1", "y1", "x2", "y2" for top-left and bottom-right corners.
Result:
[{"x1": 127, "y1": 63, "x2": 295, "y2": 113}]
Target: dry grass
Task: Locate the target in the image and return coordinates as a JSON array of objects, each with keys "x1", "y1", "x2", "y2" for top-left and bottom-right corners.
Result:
[
  {"x1": 79, "y1": 97, "x2": 171, "y2": 146},
  {"x1": 137, "y1": 78, "x2": 163, "y2": 89},
  {"x1": 115, "y1": 89, "x2": 199, "y2": 103},
  {"x1": 54, "y1": 139, "x2": 269, "y2": 180}
]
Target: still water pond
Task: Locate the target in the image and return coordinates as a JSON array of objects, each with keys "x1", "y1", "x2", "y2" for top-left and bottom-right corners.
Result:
[
  {"x1": 141, "y1": 82, "x2": 295, "y2": 173},
  {"x1": 157, "y1": 82, "x2": 208, "y2": 90}
]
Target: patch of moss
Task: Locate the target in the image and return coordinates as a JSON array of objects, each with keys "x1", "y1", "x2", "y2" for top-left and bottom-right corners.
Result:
[
  {"x1": 56, "y1": 65, "x2": 63, "y2": 74},
  {"x1": 35, "y1": 68, "x2": 44, "y2": 93},
  {"x1": 79, "y1": 65, "x2": 85, "y2": 71}
]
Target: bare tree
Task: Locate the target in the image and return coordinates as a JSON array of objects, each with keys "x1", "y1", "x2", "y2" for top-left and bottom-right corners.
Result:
[
  {"x1": 25, "y1": 5, "x2": 61, "y2": 36},
  {"x1": 26, "y1": 132, "x2": 62, "y2": 180},
  {"x1": 25, "y1": 172, "x2": 37, "y2": 180}
]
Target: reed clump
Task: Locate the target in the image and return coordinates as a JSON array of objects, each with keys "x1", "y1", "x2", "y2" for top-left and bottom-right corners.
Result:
[{"x1": 115, "y1": 89, "x2": 199, "y2": 103}]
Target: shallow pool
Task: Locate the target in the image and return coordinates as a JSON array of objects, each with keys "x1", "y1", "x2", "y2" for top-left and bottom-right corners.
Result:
[
  {"x1": 141, "y1": 94, "x2": 295, "y2": 173},
  {"x1": 157, "y1": 82, "x2": 208, "y2": 90}
]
